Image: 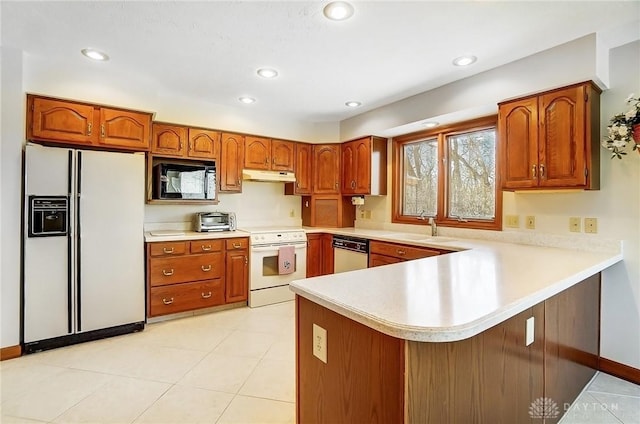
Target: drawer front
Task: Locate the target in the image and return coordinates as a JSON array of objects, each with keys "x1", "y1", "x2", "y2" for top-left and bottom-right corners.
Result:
[
  {"x1": 149, "y1": 279, "x2": 225, "y2": 317},
  {"x1": 190, "y1": 239, "x2": 224, "y2": 254},
  {"x1": 369, "y1": 241, "x2": 440, "y2": 261},
  {"x1": 225, "y1": 237, "x2": 248, "y2": 250},
  {"x1": 149, "y1": 241, "x2": 188, "y2": 257},
  {"x1": 368, "y1": 253, "x2": 404, "y2": 268},
  {"x1": 149, "y1": 253, "x2": 224, "y2": 286}
]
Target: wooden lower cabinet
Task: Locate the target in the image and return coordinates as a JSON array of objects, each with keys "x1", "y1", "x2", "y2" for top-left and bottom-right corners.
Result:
[
  {"x1": 301, "y1": 195, "x2": 355, "y2": 228},
  {"x1": 306, "y1": 233, "x2": 333, "y2": 277},
  {"x1": 368, "y1": 240, "x2": 444, "y2": 267},
  {"x1": 296, "y1": 274, "x2": 600, "y2": 423},
  {"x1": 146, "y1": 237, "x2": 249, "y2": 317}
]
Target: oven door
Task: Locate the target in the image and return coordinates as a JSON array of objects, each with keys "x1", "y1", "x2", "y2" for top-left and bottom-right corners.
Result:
[{"x1": 250, "y1": 243, "x2": 307, "y2": 290}]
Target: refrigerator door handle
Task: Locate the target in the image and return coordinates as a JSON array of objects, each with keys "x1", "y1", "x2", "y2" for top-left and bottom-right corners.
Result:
[
  {"x1": 67, "y1": 151, "x2": 73, "y2": 333},
  {"x1": 76, "y1": 151, "x2": 82, "y2": 332}
]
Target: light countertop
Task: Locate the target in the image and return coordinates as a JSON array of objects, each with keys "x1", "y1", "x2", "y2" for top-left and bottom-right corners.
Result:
[
  {"x1": 144, "y1": 230, "x2": 250, "y2": 242},
  {"x1": 290, "y1": 228, "x2": 622, "y2": 343}
]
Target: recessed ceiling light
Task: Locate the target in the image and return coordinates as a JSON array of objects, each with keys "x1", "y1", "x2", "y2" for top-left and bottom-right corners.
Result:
[
  {"x1": 345, "y1": 101, "x2": 361, "y2": 108},
  {"x1": 452, "y1": 55, "x2": 477, "y2": 67},
  {"x1": 239, "y1": 96, "x2": 256, "y2": 104},
  {"x1": 257, "y1": 68, "x2": 278, "y2": 79},
  {"x1": 422, "y1": 121, "x2": 439, "y2": 128},
  {"x1": 81, "y1": 48, "x2": 109, "y2": 61},
  {"x1": 323, "y1": 1, "x2": 354, "y2": 21}
]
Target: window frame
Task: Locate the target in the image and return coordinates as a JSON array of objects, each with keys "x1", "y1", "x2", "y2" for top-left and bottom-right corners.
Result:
[{"x1": 392, "y1": 115, "x2": 502, "y2": 231}]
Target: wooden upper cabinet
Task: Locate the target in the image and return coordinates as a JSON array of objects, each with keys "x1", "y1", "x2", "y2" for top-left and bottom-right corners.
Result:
[
  {"x1": 313, "y1": 144, "x2": 341, "y2": 194},
  {"x1": 244, "y1": 137, "x2": 294, "y2": 171},
  {"x1": 98, "y1": 108, "x2": 151, "y2": 150},
  {"x1": 151, "y1": 123, "x2": 187, "y2": 157},
  {"x1": 220, "y1": 133, "x2": 245, "y2": 192},
  {"x1": 27, "y1": 95, "x2": 152, "y2": 151},
  {"x1": 341, "y1": 136, "x2": 387, "y2": 196},
  {"x1": 245, "y1": 136, "x2": 271, "y2": 170},
  {"x1": 286, "y1": 142, "x2": 313, "y2": 195},
  {"x1": 271, "y1": 139, "x2": 294, "y2": 171},
  {"x1": 499, "y1": 81, "x2": 600, "y2": 191},
  {"x1": 29, "y1": 96, "x2": 96, "y2": 145},
  {"x1": 188, "y1": 128, "x2": 220, "y2": 160}
]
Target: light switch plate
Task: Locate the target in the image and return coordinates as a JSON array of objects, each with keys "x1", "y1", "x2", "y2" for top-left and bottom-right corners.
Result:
[
  {"x1": 526, "y1": 317, "x2": 535, "y2": 346},
  {"x1": 312, "y1": 324, "x2": 327, "y2": 363},
  {"x1": 505, "y1": 215, "x2": 520, "y2": 228}
]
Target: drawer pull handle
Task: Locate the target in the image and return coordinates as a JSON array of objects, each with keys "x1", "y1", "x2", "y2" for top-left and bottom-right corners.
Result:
[
  {"x1": 201, "y1": 245, "x2": 212, "y2": 251},
  {"x1": 87, "y1": 123, "x2": 92, "y2": 135},
  {"x1": 532, "y1": 164, "x2": 537, "y2": 179},
  {"x1": 163, "y1": 247, "x2": 175, "y2": 254},
  {"x1": 201, "y1": 291, "x2": 212, "y2": 299},
  {"x1": 201, "y1": 265, "x2": 212, "y2": 272},
  {"x1": 100, "y1": 124, "x2": 105, "y2": 138},
  {"x1": 232, "y1": 242, "x2": 242, "y2": 249},
  {"x1": 162, "y1": 297, "x2": 174, "y2": 305},
  {"x1": 539, "y1": 163, "x2": 545, "y2": 179},
  {"x1": 397, "y1": 249, "x2": 406, "y2": 256},
  {"x1": 162, "y1": 269, "x2": 174, "y2": 276}
]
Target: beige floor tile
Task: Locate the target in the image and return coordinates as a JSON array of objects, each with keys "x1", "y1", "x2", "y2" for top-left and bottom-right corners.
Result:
[
  {"x1": 0, "y1": 362, "x2": 67, "y2": 404},
  {"x1": 15, "y1": 337, "x2": 119, "y2": 369},
  {"x1": 559, "y1": 393, "x2": 623, "y2": 423},
  {"x1": 0, "y1": 415, "x2": 48, "y2": 423},
  {"x1": 178, "y1": 353, "x2": 260, "y2": 394},
  {"x1": 69, "y1": 342, "x2": 207, "y2": 383},
  {"x1": 213, "y1": 330, "x2": 278, "y2": 359},
  {"x1": 589, "y1": 391, "x2": 640, "y2": 424},
  {"x1": 263, "y1": 336, "x2": 295, "y2": 362},
  {"x1": 239, "y1": 358, "x2": 295, "y2": 402},
  {"x1": 132, "y1": 318, "x2": 233, "y2": 352},
  {"x1": 216, "y1": 395, "x2": 295, "y2": 424},
  {"x1": 52, "y1": 375, "x2": 170, "y2": 424},
  {"x1": 192, "y1": 306, "x2": 250, "y2": 330},
  {"x1": 588, "y1": 372, "x2": 640, "y2": 397},
  {"x1": 236, "y1": 313, "x2": 294, "y2": 336},
  {"x1": 134, "y1": 385, "x2": 234, "y2": 424},
  {"x1": 1, "y1": 368, "x2": 110, "y2": 422}
]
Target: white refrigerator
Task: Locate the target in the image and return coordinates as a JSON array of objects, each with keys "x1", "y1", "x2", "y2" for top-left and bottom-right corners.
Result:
[{"x1": 23, "y1": 143, "x2": 146, "y2": 352}]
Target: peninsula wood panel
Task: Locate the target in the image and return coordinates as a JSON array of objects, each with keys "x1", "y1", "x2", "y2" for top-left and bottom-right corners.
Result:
[
  {"x1": 406, "y1": 304, "x2": 545, "y2": 423},
  {"x1": 544, "y1": 273, "x2": 600, "y2": 423},
  {"x1": 296, "y1": 296, "x2": 404, "y2": 424}
]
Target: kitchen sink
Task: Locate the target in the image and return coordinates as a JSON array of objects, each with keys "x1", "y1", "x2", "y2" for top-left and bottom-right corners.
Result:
[{"x1": 384, "y1": 233, "x2": 458, "y2": 243}]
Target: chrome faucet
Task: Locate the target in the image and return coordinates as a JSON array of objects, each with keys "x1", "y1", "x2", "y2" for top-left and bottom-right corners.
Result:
[{"x1": 428, "y1": 217, "x2": 437, "y2": 237}]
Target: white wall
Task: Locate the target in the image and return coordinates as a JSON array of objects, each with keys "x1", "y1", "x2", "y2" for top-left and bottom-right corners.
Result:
[
  {"x1": 1, "y1": 46, "x2": 25, "y2": 348},
  {"x1": 354, "y1": 40, "x2": 640, "y2": 369}
]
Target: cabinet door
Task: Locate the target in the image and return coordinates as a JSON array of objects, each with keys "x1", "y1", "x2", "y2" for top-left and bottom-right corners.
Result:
[
  {"x1": 306, "y1": 234, "x2": 323, "y2": 278},
  {"x1": 341, "y1": 141, "x2": 356, "y2": 194},
  {"x1": 354, "y1": 137, "x2": 372, "y2": 194},
  {"x1": 220, "y1": 133, "x2": 245, "y2": 192},
  {"x1": 188, "y1": 128, "x2": 220, "y2": 160},
  {"x1": 321, "y1": 233, "x2": 334, "y2": 275},
  {"x1": 244, "y1": 136, "x2": 270, "y2": 170},
  {"x1": 293, "y1": 143, "x2": 313, "y2": 195},
  {"x1": 368, "y1": 253, "x2": 403, "y2": 268},
  {"x1": 151, "y1": 123, "x2": 187, "y2": 157},
  {"x1": 98, "y1": 108, "x2": 151, "y2": 151},
  {"x1": 499, "y1": 97, "x2": 539, "y2": 189},
  {"x1": 313, "y1": 144, "x2": 340, "y2": 194},
  {"x1": 225, "y1": 250, "x2": 248, "y2": 303},
  {"x1": 539, "y1": 85, "x2": 587, "y2": 188},
  {"x1": 29, "y1": 96, "x2": 96, "y2": 145},
  {"x1": 271, "y1": 139, "x2": 295, "y2": 171}
]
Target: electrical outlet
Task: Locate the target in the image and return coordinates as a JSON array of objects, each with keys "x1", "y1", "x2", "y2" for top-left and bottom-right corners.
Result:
[
  {"x1": 289, "y1": 209, "x2": 295, "y2": 218},
  {"x1": 569, "y1": 217, "x2": 581, "y2": 233},
  {"x1": 364, "y1": 210, "x2": 372, "y2": 219},
  {"x1": 584, "y1": 217, "x2": 598, "y2": 234},
  {"x1": 359, "y1": 209, "x2": 365, "y2": 219},
  {"x1": 312, "y1": 324, "x2": 327, "y2": 363},
  {"x1": 525, "y1": 216, "x2": 536, "y2": 230},
  {"x1": 505, "y1": 215, "x2": 520, "y2": 228}
]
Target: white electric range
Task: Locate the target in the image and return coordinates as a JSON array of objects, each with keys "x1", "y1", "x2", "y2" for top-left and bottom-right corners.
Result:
[{"x1": 241, "y1": 227, "x2": 307, "y2": 307}]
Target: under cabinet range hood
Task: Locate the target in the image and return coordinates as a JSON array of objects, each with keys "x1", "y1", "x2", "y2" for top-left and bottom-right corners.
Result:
[{"x1": 242, "y1": 169, "x2": 296, "y2": 183}]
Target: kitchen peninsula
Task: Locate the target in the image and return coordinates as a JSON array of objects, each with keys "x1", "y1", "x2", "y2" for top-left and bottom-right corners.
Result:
[{"x1": 290, "y1": 234, "x2": 622, "y2": 423}]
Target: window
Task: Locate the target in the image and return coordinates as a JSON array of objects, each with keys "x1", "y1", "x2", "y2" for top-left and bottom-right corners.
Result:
[{"x1": 392, "y1": 116, "x2": 501, "y2": 230}]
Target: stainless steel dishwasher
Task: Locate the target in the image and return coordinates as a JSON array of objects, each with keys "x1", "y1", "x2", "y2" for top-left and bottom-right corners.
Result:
[{"x1": 333, "y1": 235, "x2": 369, "y2": 273}]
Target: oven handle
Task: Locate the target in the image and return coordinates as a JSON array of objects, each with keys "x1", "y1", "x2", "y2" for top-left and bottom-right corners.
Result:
[{"x1": 251, "y1": 244, "x2": 307, "y2": 252}]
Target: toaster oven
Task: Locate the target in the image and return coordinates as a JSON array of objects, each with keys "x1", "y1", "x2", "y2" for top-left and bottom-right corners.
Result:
[{"x1": 194, "y1": 212, "x2": 237, "y2": 232}]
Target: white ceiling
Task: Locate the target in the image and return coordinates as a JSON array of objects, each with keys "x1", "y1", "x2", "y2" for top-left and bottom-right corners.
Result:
[{"x1": 2, "y1": 1, "x2": 639, "y2": 124}]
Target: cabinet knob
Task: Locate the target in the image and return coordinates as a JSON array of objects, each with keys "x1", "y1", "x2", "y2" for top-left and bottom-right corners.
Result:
[
  {"x1": 87, "y1": 123, "x2": 92, "y2": 136},
  {"x1": 162, "y1": 269, "x2": 175, "y2": 276},
  {"x1": 201, "y1": 264, "x2": 212, "y2": 272},
  {"x1": 245, "y1": 255, "x2": 248, "y2": 265},
  {"x1": 397, "y1": 249, "x2": 406, "y2": 256},
  {"x1": 539, "y1": 164, "x2": 545, "y2": 179},
  {"x1": 351, "y1": 180, "x2": 356, "y2": 189},
  {"x1": 201, "y1": 291, "x2": 212, "y2": 299},
  {"x1": 100, "y1": 124, "x2": 105, "y2": 138},
  {"x1": 162, "y1": 297, "x2": 174, "y2": 305},
  {"x1": 335, "y1": 182, "x2": 339, "y2": 189},
  {"x1": 163, "y1": 247, "x2": 175, "y2": 254}
]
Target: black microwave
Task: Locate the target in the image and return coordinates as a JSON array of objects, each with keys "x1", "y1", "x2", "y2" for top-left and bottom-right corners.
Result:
[{"x1": 153, "y1": 161, "x2": 216, "y2": 200}]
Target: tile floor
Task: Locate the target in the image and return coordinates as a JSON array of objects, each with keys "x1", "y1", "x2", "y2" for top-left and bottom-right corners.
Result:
[{"x1": 1, "y1": 300, "x2": 639, "y2": 424}]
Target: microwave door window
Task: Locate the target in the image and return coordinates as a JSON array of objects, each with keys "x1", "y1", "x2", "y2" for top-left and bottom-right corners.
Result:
[
  {"x1": 180, "y1": 170, "x2": 206, "y2": 199},
  {"x1": 205, "y1": 170, "x2": 216, "y2": 199}
]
